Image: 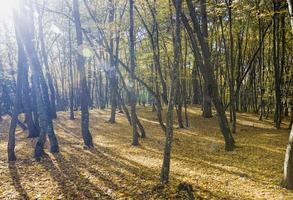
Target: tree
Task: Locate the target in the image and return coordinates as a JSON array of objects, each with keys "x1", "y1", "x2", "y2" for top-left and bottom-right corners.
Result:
[
  {"x1": 225, "y1": 0, "x2": 236, "y2": 133},
  {"x1": 7, "y1": 17, "x2": 25, "y2": 161},
  {"x1": 282, "y1": 0, "x2": 293, "y2": 190},
  {"x1": 68, "y1": 19, "x2": 75, "y2": 120},
  {"x1": 273, "y1": 0, "x2": 281, "y2": 129},
  {"x1": 161, "y1": 0, "x2": 181, "y2": 184},
  {"x1": 129, "y1": 0, "x2": 139, "y2": 146},
  {"x1": 14, "y1": 0, "x2": 59, "y2": 160},
  {"x1": 199, "y1": 0, "x2": 212, "y2": 118},
  {"x1": 288, "y1": 0, "x2": 293, "y2": 32},
  {"x1": 72, "y1": 0, "x2": 93, "y2": 148},
  {"x1": 182, "y1": 0, "x2": 235, "y2": 150},
  {"x1": 107, "y1": 0, "x2": 118, "y2": 124},
  {"x1": 37, "y1": 3, "x2": 58, "y2": 119}
]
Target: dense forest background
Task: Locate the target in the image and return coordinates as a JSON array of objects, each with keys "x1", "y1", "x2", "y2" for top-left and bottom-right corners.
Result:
[{"x1": 0, "y1": 0, "x2": 293, "y2": 199}]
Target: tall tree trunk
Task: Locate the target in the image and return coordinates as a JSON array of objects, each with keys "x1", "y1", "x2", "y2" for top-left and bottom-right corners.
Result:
[
  {"x1": 22, "y1": 39, "x2": 39, "y2": 138},
  {"x1": 226, "y1": 0, "x2": 236, "y2": 133},
  {"x1": 161, "y1": 0, "x2": 181, "y2": 184},
  {"x1": 7, "y1": 22, "x2": 26, "y2": 161},
  {"x1": 183, "y1": 0, "x2": 235, "y2": 150},
  {"x1": 129, "y1": 0, "x2": 139, "y2": 146},
  {"x1": 288, "y1": 0, "x2": 293, "y2": 32},
  {"x1": 37, "y1": 5, "x2": 57, "y2": 119},
  {"x1": 87, "y1": 59, "x2": 93, "y2": 108},
  {"x1": 283, "y1": 125, "x2": 293, "y2": 189},
  {"x1": 282, "y1": 0, "x2": 293, "y2": 190},
  {"x1": 31, "y1": 83, "x2": 40, "y2": 133},
  {"x1": 108, "y1": 0, "x2": 118, "y2": 123},
  {"x1": 68, "y1": 19, "x2": 75, "y2": 120},
  {"x1": 258, "y1": 0, "x2": 264, "y2": 120},
  {"x1": 273, "y1": 1, "x2": 281, "y2": 129},
  {"x1": 183, "y1": 34, "x2": 189, "y2": 127},
  {"x1": 15, "y1": 0, "x2": 59, "y2": 160},
  {"x1": 116, "y1": 67, "x2": 146, "y2": 138},
  {"x1": 73, "y1": 0, "x2": 94, "y2": 148},
  {"x1": 191, "y1": 60, "x2": 201, "y2": 105},
  {"x1": 200, "y1": 0, "x2": 212, "y2": 118}
]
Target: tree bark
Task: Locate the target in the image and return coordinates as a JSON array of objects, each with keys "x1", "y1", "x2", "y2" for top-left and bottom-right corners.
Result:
[
  {"x1": 191, "y1": 60, "x2": 201, "y2": 105},
  {"x1": 14, "y1": 0, "x2": 59, "y2": 160},
  {"x1": 283, "y1": 125, "x2": 293, "y2": 189},
  {"x1": 22, "y1": 42, "x2": 39, "y2": 138},
  {"x1": 282, "y1": 0, "x2": 293, "y2": 190},
  {"x1": 37, "y1": 4, "x2": 57, "y2": 119},
  {"x1": 68, "y1": 19, "x2": 75, "y2": 120},
  {"x1": 73, "y1": 0, "x2": 94, "y2": 148},
  {"x1": 7, "y1": 20, "x2": 26, "y2": 161},
  {"x1": 273, "y1": 1, "x2": 281, "y2": 129},
  {"x1": 183, "y1": 0, "x2": 235, "y2": 150},
  {"x1": 226, "y1": 0, "x2": 236, "y2": 133},
  {"x1": 108, "y1": 0, "x2": 118, "y2": 123},
  {"x1": 200, "y1": 0, "x2": 212, "y2": 118},
  {"x1": 161, "y1": 0, "x2": 181, "y2": 184},
  {"x1": 288, "y1": 0, "x2": 293, "y2": 33},
  {"x1": 129, "y1": 0, "x2": 139, "y2": 146}
]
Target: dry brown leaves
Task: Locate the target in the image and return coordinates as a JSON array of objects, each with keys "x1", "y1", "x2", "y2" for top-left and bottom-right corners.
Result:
[{"x1": 0, "y1": 107, "x2": 293, "y2": 199}]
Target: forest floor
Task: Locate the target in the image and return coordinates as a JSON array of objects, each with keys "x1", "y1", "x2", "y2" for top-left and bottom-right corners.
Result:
[{"x1": 0, "y1": 106, "x2": 292, "y2": 200}]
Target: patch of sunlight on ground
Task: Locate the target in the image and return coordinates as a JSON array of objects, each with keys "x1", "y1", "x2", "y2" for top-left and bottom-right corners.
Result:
[{"x1": 0, "y1": 106, "x2": 292, "y2": 199}]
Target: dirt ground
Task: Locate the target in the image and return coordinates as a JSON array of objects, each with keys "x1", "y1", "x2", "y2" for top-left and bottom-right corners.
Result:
[{"x1": 0, "y1": 106, "x2": 292, "y2": 199}]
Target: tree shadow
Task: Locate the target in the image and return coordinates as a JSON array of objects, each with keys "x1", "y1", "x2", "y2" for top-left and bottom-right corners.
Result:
[
  {"x1": 51, "y1": 109, "x2": 253, "y2": 199},
  {"x1": 40, "y1": 153, "x2": 114, "y2": 200},
  {"x1": 8, "y1": 162, "x2": 30, "y2": 200},
  {"x1": 68, "y1": 144, "x2": 235, "y2": 199}
]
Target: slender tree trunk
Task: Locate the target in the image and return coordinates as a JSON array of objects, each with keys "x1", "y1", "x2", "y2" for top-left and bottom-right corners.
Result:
[
  {"x1": 273, "y1": 1, "x2": 281, "y2": 129},
  {"x1": 288, "y1": 0, "x2": 293, "y2": 33},
  {"x1": 283, "y1": 125, "x2": 293, "y2": 189},
  {"x1": 258, "y1": 2, "x2": 264, "y2": 120},
  {"x1": 87, "y1": 60, "x2": 93, "y2": 109},
  {"x1": 37, "y1": 6, "x2": 57, "y2": 119},
  {"x1": 282, "y1": 0, "x2": 293, "y2": 190},
  {"x1": 183, "y1": 35, "x2": 189, "y2": 127},
  {"x1": 15, "y1": 1, "x2": 59, "y2": 160},
  {"x1": 116, "y1": 67, "x2": 146, "y2": 138},
  {"x1": 7, "y1": 23, "x2": 26, "y2": 161},
  {"x1": 183, "y1": 0, "x2": 235, "y2": 150},
  {"x1": 289, "y1": 105, "x2": 293, "y2": 129},
  {"x1": 73, "y1": 0, "x2": 94, "y2": 148},
  {"x1": 129, "y1": 0, "x2": 139, "y2": 146},
  {"x1": 200, "y1": 0, "x2": 212, "y2": 118},
  {"x1": 226, "y1": 0, "x2": 236, "y2": 133},
  {"x1": 68, "y1": 19, "x2": 75, "y2": 120},
  {"x1": 191, "y1": 59, "x2": 202, "y2": 105},
  {"x1": 108, "y1": 0, "x2": 118, "y2": 123},
  {"x1": 161, "y1": 0, "x2": 181, "y2": 184},
  {"x1": 21, "y1": 44, "x2": 39, "y2": 138},
  {"x1": 31, "y1": 84, "x2": 40, "y2": 132}
]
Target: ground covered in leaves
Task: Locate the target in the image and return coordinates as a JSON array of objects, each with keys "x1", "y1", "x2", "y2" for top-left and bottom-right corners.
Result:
[{"x1": 0, "y1": 106, "x2": 293, "y2": 199}]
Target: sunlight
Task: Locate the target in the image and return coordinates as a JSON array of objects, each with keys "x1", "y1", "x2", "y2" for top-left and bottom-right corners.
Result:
[
  {"x1": 0, "y1": 0, "x2": 14, "y2": 21},
  {"x1": 0, "y1": 0, "x2": 292, "y2": 198}
]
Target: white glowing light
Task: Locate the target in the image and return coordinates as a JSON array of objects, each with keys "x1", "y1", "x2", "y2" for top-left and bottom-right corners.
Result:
[
  {"x1": 50, "y1": 24, "x2": 63, "y2": 35},
  {"x1": 77, "y1": 44, "x2": 93, "y2": 58},
  {"x1": 82, "y1": 47, "x2": 93, "y2": 58},
  {"x1": 0, "y1": 0, "x2": 14, "y2": 21}
]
